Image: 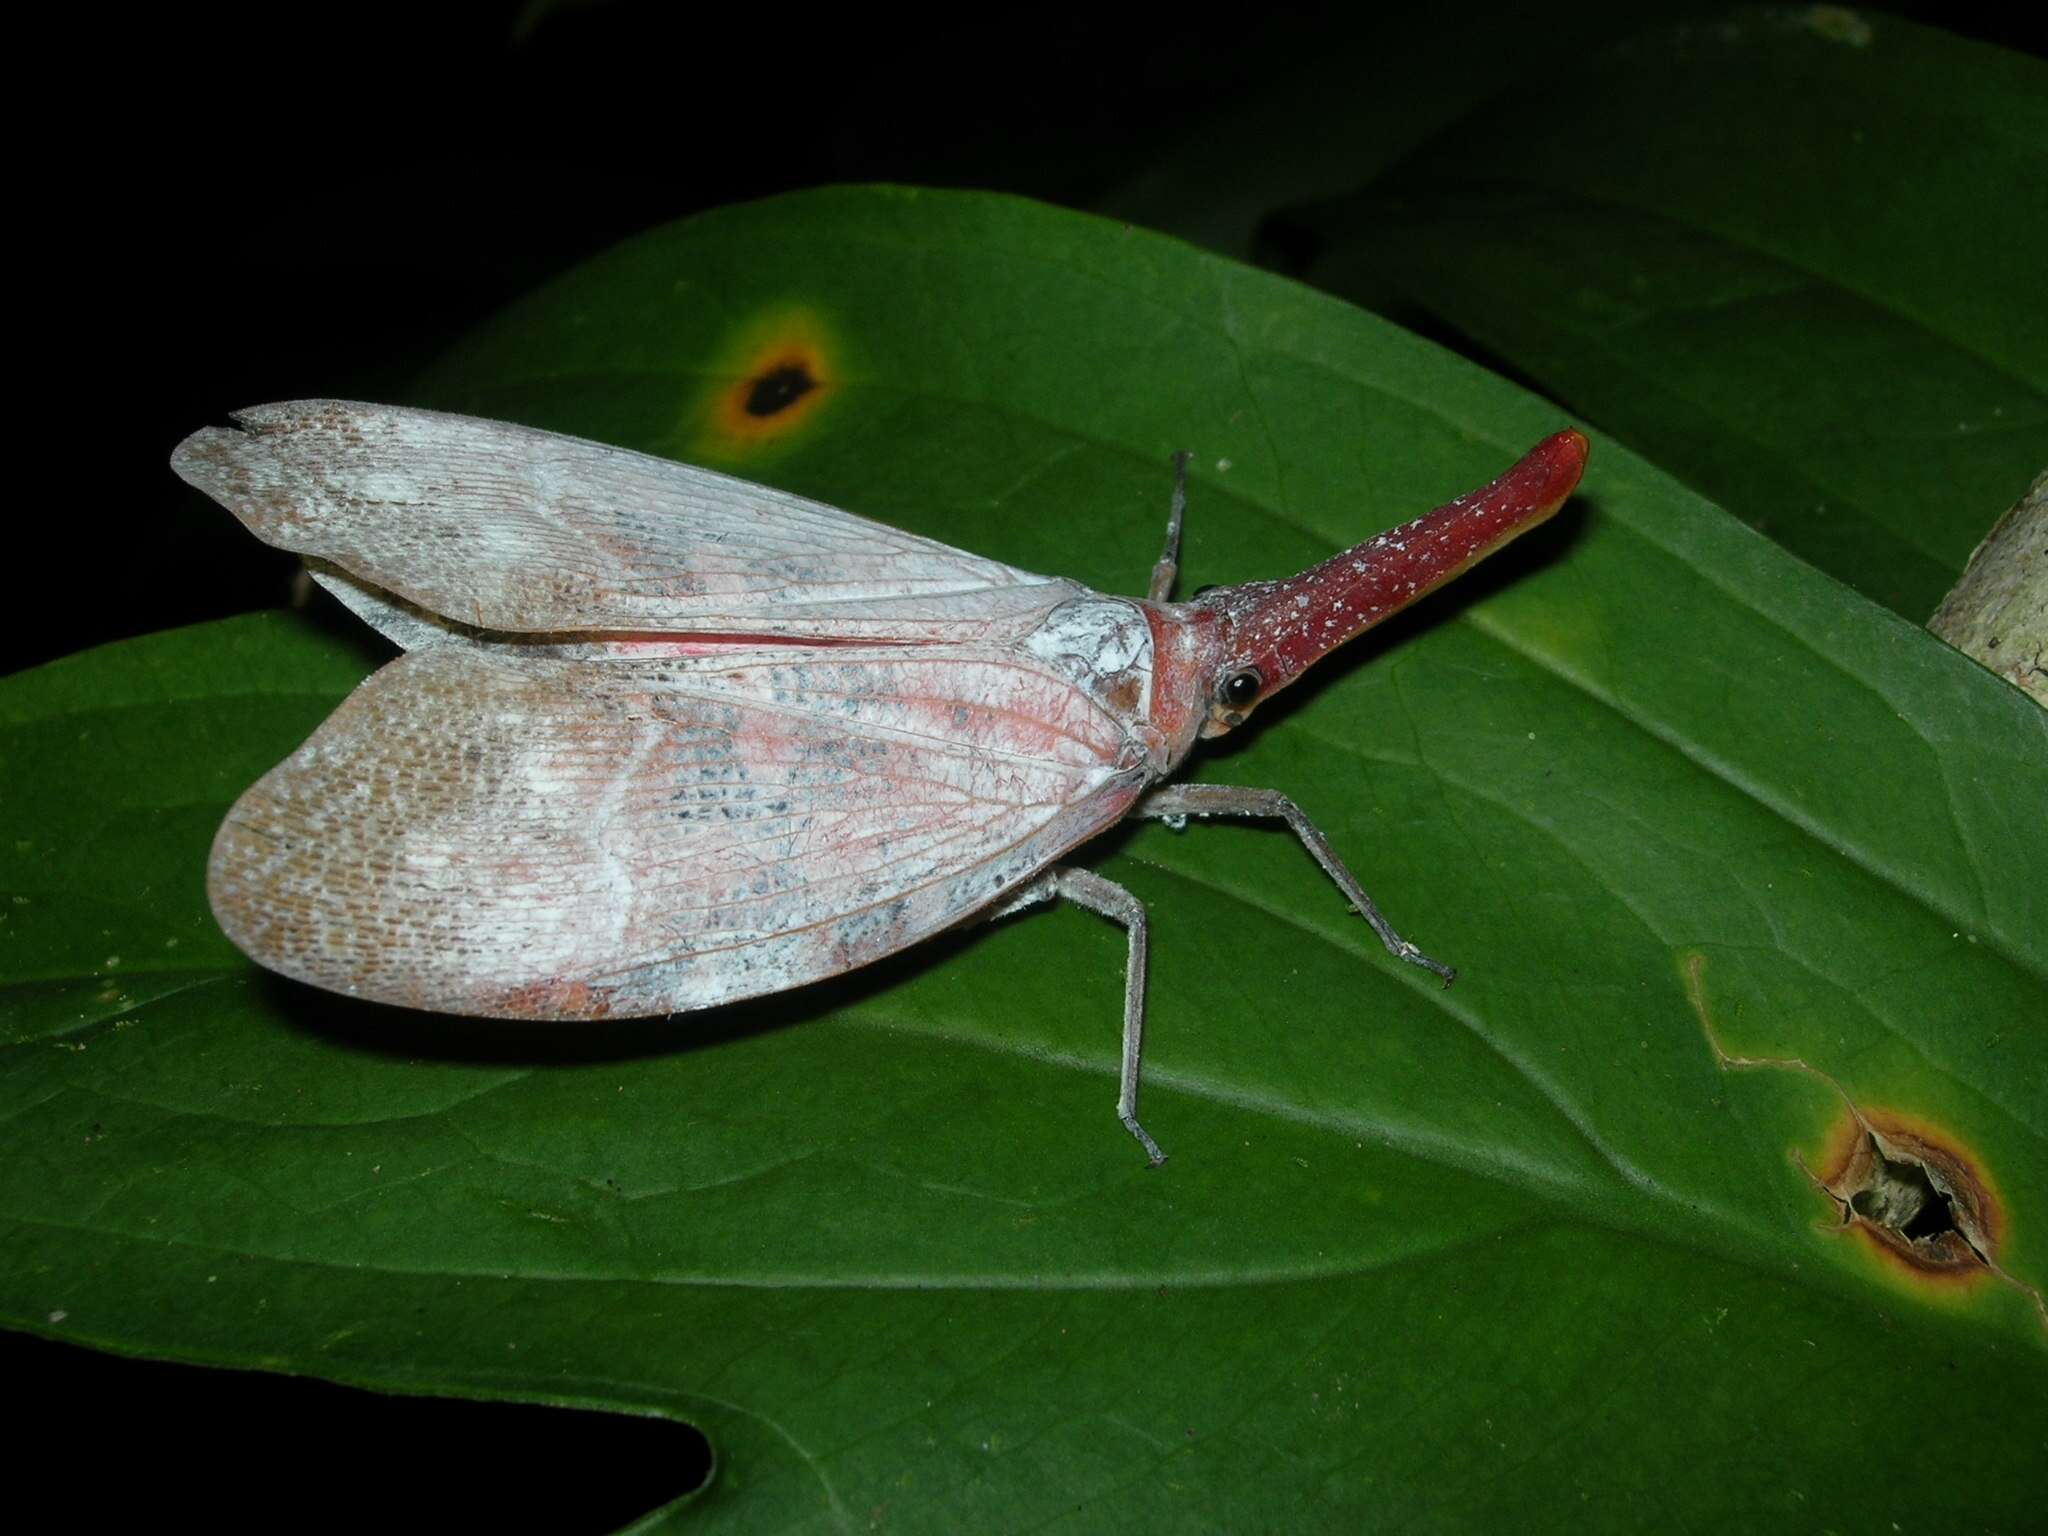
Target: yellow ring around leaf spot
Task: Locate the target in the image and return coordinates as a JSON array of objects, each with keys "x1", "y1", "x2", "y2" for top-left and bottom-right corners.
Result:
[{"x1": 693, "y1": 306, "x2": 839, "y2": 456}]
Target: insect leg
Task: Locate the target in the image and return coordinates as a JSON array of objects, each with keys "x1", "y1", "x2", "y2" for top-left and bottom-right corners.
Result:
[
  {"x1": 1146, "y1": 450, "x2": 1191, "y2": 603},
  {"x1": 983, "y1": 866, "x2": 1167, "y2": 1166},
  {"x1": 1135, "y1": 783, "x2": 1457, "y2": 986}
]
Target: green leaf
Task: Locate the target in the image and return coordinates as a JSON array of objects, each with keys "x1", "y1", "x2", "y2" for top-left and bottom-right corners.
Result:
[
  {"x1": 5, "y1": 187, "x2": 2044, "y2": 1532},
  {"x1": 1284, "y1": 7, "x2": 2048, "y2": 620}
]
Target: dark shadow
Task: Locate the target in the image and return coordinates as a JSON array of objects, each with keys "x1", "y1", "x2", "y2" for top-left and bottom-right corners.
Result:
[{"x1": 267, "y1": 915, "x2": 1001, "y2": 1070}]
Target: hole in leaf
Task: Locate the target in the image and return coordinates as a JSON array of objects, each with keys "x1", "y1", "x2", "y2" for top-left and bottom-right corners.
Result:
[
  {"x1": 1818, "y1": 1111, "x2": 1996, "y2": 1279},
  {"x1": 1847, "y1": 1146, "x2": 1955, "y2": 1240},
  {"x1": 10, "y1": 1330, "x2": 711, "y2": 1530},
  {"x1": 1900, "y1": 1185, "x2": 1959, "y2": 1244},
  {"x1": 1684, "y1": 951, "x2": 2044, "y2": 1330}
]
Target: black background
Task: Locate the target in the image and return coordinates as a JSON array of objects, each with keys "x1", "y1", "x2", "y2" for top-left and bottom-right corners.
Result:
[{"x1": 28, "y1": 5, "x2": 1289, "y2": 677}]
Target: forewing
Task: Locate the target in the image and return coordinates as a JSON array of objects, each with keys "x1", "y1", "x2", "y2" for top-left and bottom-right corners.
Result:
[
  {"x1": 209, "y1": 642, "x2": 1147, "y2": 1018},
  {"x1": 173, "y1": 401, "x2": 1080, "y2": 642}
]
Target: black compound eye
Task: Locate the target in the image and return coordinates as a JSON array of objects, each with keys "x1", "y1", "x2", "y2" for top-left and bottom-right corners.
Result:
[{"x1": 1219, "y1": 670, "x2": 1261, "y2": 709}]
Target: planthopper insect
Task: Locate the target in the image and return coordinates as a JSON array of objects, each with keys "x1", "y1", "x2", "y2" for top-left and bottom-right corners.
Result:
[{"x1": 175, "y1": 403, "x2": 1587, "y2": 1163}]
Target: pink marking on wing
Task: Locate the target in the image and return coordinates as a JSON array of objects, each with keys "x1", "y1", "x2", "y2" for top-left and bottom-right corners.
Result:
[{"x1": 207, "y1": 640, "x2": 1146, "y2": 1020}]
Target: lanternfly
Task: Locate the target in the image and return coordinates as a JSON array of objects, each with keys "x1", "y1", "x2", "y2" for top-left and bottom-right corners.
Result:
[{"x1": 176, "y1": 404, "x2": 1586, "y2": 1163}]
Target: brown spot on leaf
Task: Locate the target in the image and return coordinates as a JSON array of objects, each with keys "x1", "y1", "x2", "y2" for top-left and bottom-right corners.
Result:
[
  {"x1": 744, "y1": 362, "x2": 817, "y2": 417},
  {"x1": 1814, "y1": 1107, "x2": 1999, "y2": 1283},
  {"x1": 697, "y1": 308, "x2": 838, "y2": 454},
  {"x1": 1681, "y1": 950, "x2": 2046, "y2": 1332}
]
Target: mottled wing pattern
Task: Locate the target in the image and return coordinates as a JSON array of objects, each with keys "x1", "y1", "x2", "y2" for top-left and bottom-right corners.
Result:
[
  {"x1": 209, "y1": 641, "x2": 1148, "y2": 1019},
  {"x1": 172, "y1": 401, "x2": 1081, "y2": 642}
]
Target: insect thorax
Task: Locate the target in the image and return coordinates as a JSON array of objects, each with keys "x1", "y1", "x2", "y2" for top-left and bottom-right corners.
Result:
[{"x1": 1022, "y1": 596, "x2": 1157, "y2": 744}]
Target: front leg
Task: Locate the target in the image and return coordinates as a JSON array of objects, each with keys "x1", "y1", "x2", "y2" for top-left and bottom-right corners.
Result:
[{"x1": 1135, "y1": 783, "x2": 1457, "y2": 986}]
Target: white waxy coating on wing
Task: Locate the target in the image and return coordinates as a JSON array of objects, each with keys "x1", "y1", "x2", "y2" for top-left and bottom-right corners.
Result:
[
  {"x1": 173, "y1": 401, "x2": 1082, "y2": 643},
  {"x1": 1024, "y1": 596, "x2": 1153, "y2": 682},
  {"x1": 208, "y1": 641, "x2": 1152, "y2": 1019}
]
